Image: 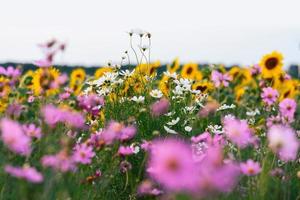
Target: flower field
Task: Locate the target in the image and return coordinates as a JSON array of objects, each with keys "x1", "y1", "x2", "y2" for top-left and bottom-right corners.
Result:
[{"x1": 0, "y1": 34, "x2": 300, "y2": 200}]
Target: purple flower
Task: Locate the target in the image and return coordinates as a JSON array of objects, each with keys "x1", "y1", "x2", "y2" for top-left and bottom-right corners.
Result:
[
  {"x1": 6, "y1": 103, "x2": 23, "y2": 118},
  {"x1": 279, "y1": 98, "x2": 297, "y2": 122},
  {"x1": 0, "y1": 118, "x2": 31, "y2": 156},
  {"x1": 33, "y1": 59, "x2": 52, "y2": 67},
  {"x1": 261, "y1": 87, "x2": 279, "y2": 106},
  {"x1": 147, "y1": 138, "x2": 198, "y2": 192},
  {"x1": 196, "y1": 145, "x2": 240, "y2": 196},
  {"x1": 77, "y1": 94, "x2": 105, "y2": 116},
  {"x1": 73, "y1": 144, "x2": 95, "y2": 164},
  {"x1": 118, "y1": 146, "x2": 135, "y2": 156},
  {"x1": 138, "y1": 180, "x2": 163, "y2": 196},
  {"x1": 211, "y1": 70, "x2": 232, "y2": 88},
  {"x1": 22, "y1": 123, "x2": 42, "y2": 139},
  {"x1": 5, "y1": 165, "x2": 43, "y2": 183},
  {"x1": 267, "y1": 125, "x2": 299, "y2": 161},
  {"x1": 223, "y1": 117, "x2": 253, "y2": 148},
  {"x1": 41, "y1": 105, "x2": 85, "y2": 129},
  {"x1": 41, "y1": 150, "x2": 76, "y2": 172},
  {"x1": 240, "y1": 159, "x2": 261, "y2": 176},
  {"x1": 118, "y1": 125, "x2": 137, "y2": 141},
  {"x1": 150, "y1": 98, "x2": 170, "y2": 117},
  {"x1": 120, "y1": 160, "x2": 132, "y2": 173},
  {"x1": 266, "y1": 115, "x2": 282, "y2": 128}
]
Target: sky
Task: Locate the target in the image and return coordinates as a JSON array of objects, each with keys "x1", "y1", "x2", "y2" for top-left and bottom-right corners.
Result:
[{"x1": 0, "y1": 0, "x2": 300, "y2": 67}]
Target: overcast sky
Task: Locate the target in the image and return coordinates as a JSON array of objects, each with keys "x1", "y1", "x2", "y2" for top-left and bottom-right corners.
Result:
[{"x1": 1, "y1": 0, "x2": 300, "y2": 67}]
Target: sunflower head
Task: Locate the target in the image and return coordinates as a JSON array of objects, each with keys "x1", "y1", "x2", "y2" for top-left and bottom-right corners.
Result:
[
  {"x1": 70, "y1": 68, "x2": 86, "y2": 95},
  {"x1": 260, "y1": 51, "x2": 284, "y2": 78},
  {"x1": 32, "y1": 68, "x2": 60, "y2": 96},
  {"x1": 159, "y1": 75, "x2": 170, "y2": 96},
  {"x1": 167, "y1": 58, "x2": 180, "y2": 73},
  {"x1": 94, "y1": 67, "x2": 113, "y2": 79},
  {"x1": 192, "y1": 81, "x2": 213, "y2": 93},
  {"x1": 181, "y1": 63, "x2": 198, "y2": 80}
]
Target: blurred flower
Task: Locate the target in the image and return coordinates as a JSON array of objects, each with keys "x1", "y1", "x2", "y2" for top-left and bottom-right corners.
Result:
[
  {"x1": 279, "y1": 98, "x2": 297, "y2": 122},
  {"x1": 147, "y1": 138, "x2": 198, "y2": 192},
  {"x1": 120, "y1": 160, "x2": 132, "y2": 173},
  {"x1": 5, "y1": 165, "x2": 43, "y2": 183},
  {"x1": 138, "y1": 180, "x2": 163, "y2": 196},
  {"x1": 266, "y1": 115, "x2": 282, "y2": 128},
  {"x1": 150, "y1": 89, "x2": 163, "y2": 98},
  {"x1": 240, "y1": 159, "x2": 261, "y2": 176},
  {"x1": 22, "y1": 123, "x2": 42, "y2": 139},
  {"x1": 0, "y1": 118, "x2": 31, "y2": 156},
  {"x1": 131, "y1": 96, "x2": 145, "y2": 103},
  {"x1": 150, "y1": 98, "x2": 170, "y2": 117},
  {"x1": 73, "y1": 144, "x2": 95, "y2": 164},
  {"x1": 118, "y1": 146, "x2": 135, "y2": 156},
  {"x1": 267, "y1": 125, "x2": 299, "y2": 161},
  {"x1": 223, "y1": 117, "x2": 253, "y2": 148},
  {"x1": 261, "y1": 87, "x2": 279, "y2": 106},
  {"x1": 42, "y1": 105, "x2": 85, "y2": 129},
  {"x1": 41, "y1": 150, "x2": 76, "y2": 172},
  {"x1": 6, "y1": 103, "x2": 23, "y2": 118},
  {"x1": 211, "y1": 70, "x2": 232, "y2": 88},
  {"x1": 198, "y1": 101, "x2": 220, "y2": 117}
]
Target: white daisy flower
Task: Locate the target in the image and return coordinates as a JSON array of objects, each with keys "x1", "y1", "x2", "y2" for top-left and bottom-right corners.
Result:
[
  {"x1": 164, "y1": 126, "x2": 177, "y2": 134},
  {"x1": 131, "y1": 96, "x2": 145, "y2": 103},
  {"x1": 184, "y1": 126, "x2": 192, "y2": 132},
  {"x1": 166, "y1": 117, "x2": 180, "y2": 126},
  {"x1": 150, "y1": 89, "x2": 163, "y2": 98}
]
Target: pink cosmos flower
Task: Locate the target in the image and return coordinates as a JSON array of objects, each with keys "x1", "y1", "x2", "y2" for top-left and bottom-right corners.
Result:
[
  {"x1": 279, "y1": 98, "x2": 297, "y2": 122},
  {"x1": 240, "y1": 159, "x2": 261, "y2": 176},
  {"x1": 27, "y1": 95, "x2": 35, "y2": 103},
  {"x1": 147, "y1": 138, "x2": 198, "y2": 192},
  {"x1": 0, "y1": 118, "x2": 31, "y2": 156},
  {"x1": 223, "y1": 117, "x2": 253, "y2": 148},
  {"x1": 150, "y1": 98, "x2": 170, "y2": 117},
  {"x1": 266, "y1": 115, "x2": 282, "y2": 128},
  {"x1": 118, "y1": 146, "x2": 135, "y2": 156},
  {"x1": 141, "y1": 140, "x2": 152, "y2": 151},
  {"x1": 73, "y1": 144, "x2": 95, "y2": 164},
  {"x1": 117, "y1": 125, "x2": 137, "y2": 141},
  {"x1": 41, "y1": 105, "x2": 85, "y2": 129},
  {"x1": 211, "y1": 70, "x2": 232, "y2": 88},
  {"x1": 6, "y1": 103, "x2": 23, "y2": 118},
  {"x1": 77, "y1": 94, "x2": 105, "y2": 116},
  {"x1": 33, "y1": 59, "x2": 52, "y2": 67},
  {"x1": 250, "y1": 64, "x2": 261, "y2": 76},
  {"x1": 138, "y1": 180, "x2": 163, "y2": 196},
  {"x1": 267, "y1": 125, "x2": 299, "y2": 161},
  {"x1": 261, "y1": 87, "x2": 279, "y2": 106},
  {"x1": 5, "y1": 165, "x2": 43, "y2": 183},
  {"x1": 22, "y1": 123, "x2": 42, "y2": 139},
  {"x1": 195, "y1": 145, "x2": 240, "y2": 196},
  {"x1": 41, "y1": 151, "x2": 76, "y2": 172}
]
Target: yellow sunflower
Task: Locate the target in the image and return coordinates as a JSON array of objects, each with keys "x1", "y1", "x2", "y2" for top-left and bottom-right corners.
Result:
[
  {"x1": 259, "y1": 51, "x2": 284, "y2": 78},
  {"x1": 20, "y1": 70, "x2": 34, "y2": 89},
  {"x1": 0, "y1": 77, "x2": 11, "y2": 99},
  {"x1": 70, "y1": 68, "x2": 86, "y2": 95},
  {"x1": 181, "y1": 63, "x2": 198, "y2": 79},
  {"x1": 234, "y1": 87, "x2": 245, "y2": 103},
  {"x1": 94, "y1": 67, "x2": 113, "y2": 79},
  {"x1": 32, "y1": 68, "x2": 60, "y2": 96},
  {"x1": 167, "y1": 58, "x2": 180, "y2": 73},
  {"x1": 192, "y1": 81, "x2": 213, "y2": 93},
  {"x1": 278, "y1": 79, "x2": 296, "y2": 100},
  {"x1": 159, "y1": 75, "x2": 170, "y2": 96},
  {"x1": 135, "y1": 61, "x2": 161, "y2": 77},
  {"x1": 0, "y1": 100, "x2": 7, "y2": 113},
  {"x1": 229, "y1": 66, "x2": 241, "y2": 81}
]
